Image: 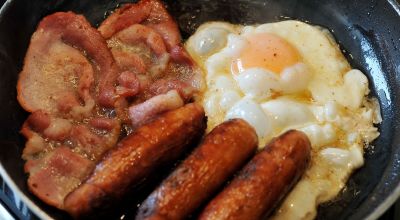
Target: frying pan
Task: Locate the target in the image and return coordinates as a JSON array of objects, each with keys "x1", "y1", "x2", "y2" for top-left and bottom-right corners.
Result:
[{"x1": 0, "y1": 0, "x2": 399, "y2": 219}]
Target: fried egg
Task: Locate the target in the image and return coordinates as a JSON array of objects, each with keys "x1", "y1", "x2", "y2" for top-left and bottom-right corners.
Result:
[{"x1": 186, "y1": 20, "x2": 381, "y2": 219}]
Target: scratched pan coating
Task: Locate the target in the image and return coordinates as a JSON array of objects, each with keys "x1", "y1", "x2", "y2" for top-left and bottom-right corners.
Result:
[{"x1": 0, "y1": 0, "x2": 399, "y2": 219}]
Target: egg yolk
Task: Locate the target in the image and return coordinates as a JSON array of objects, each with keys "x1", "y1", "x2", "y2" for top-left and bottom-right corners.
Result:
[{"x1": 232, "y1": 33, "x2": 301, "y2": 75}]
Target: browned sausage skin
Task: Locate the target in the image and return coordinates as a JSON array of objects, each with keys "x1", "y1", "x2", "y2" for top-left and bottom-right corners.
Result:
[
  {"x1": 199, "y1": 130, "x2": 311, "y2": 220},
  {"x1": 136, "y1": 119, "x2": 258, "y2": 220},
  {"x1": 64, "y1": 103, "x2": 206, "y2": 218}
]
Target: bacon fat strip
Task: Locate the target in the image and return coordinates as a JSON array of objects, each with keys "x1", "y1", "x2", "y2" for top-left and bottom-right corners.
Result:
[
  {"x1": 64, "y1": 103, "x2": 206, "y2": 218},
  {"x1": 136, "y1": 119, "x2": 258, "y2": 220},
  {"x1": 199, "y1": 130, "x2": 311, "y2": 220}
]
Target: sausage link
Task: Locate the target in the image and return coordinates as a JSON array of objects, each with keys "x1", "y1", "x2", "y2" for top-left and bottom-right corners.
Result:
[
  {"x1": 64, "y1": 103, "x2": 206, "y2": 218},
  {"x1": 199, "y1": 130, "x2": 311, "y2": 220},
  {"x1": 136, "y1": 119, "x2": 258, "y2": 220}
]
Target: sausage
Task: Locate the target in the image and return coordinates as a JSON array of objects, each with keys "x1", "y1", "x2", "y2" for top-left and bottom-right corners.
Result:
[
  {"x1": 63, "y1": 103, "x2": 206, "y2": 218},
  {"x1": 199, "y1": 130, "x2": 311, "y2": 220},
  {"x1": 136, "y1": 119, "x2": 258, "y2": 220}
]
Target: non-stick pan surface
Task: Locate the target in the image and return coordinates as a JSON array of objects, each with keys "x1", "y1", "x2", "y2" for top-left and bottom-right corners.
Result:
[{"x1": 0, "y1": 0, "x2": 399, "y2": 219}]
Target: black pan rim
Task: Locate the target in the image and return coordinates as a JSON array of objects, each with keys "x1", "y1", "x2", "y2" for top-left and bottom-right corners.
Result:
[
  {"x1": 0, "y1": 0, "x2": 399, "y2": 219},
  {"x1": 0, "y1": 1, "x2": 54, "y2": 219}
]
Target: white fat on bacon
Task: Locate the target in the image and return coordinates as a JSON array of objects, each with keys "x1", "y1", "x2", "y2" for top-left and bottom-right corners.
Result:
[
  {"x1": 43, "y1": 118, "x2": 73, "y2": 141},
  {"x1": 129, "y1": 90, "x2": 184, "y2": 128}
]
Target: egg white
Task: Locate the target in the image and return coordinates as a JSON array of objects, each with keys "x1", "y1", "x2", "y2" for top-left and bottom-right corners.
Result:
[{"x1": 186, "y1": 20, "x2": 380, "y2": 220}]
